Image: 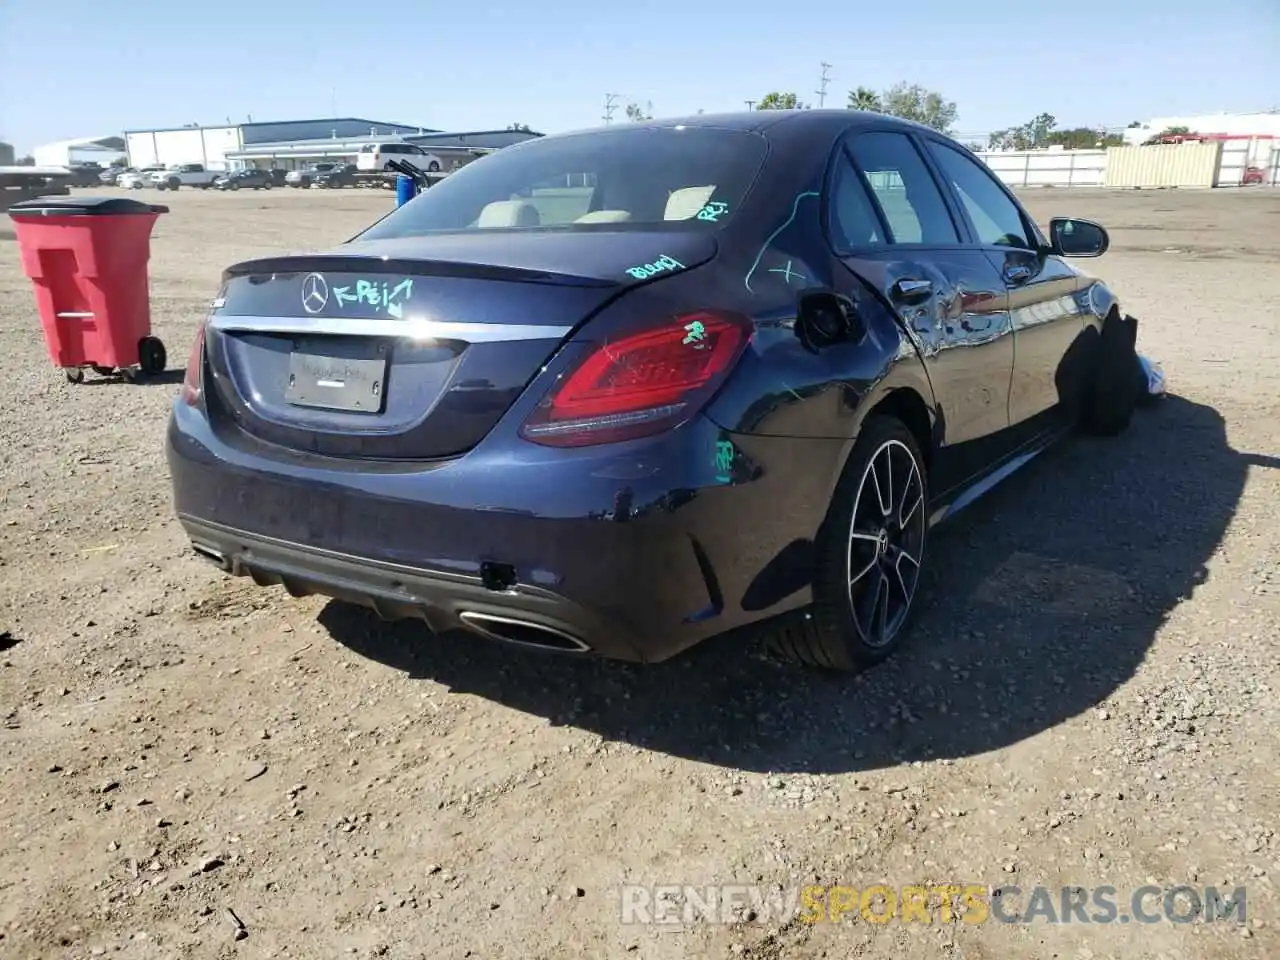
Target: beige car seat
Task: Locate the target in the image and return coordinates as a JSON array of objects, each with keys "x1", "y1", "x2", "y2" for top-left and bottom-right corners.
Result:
[
  {"x1": 574, "y1": 210, "x2": 633, "y2": 223},
  {"x1": 476, "y1": 200, "x2": 541, "y2": 228},
  {"x1": 664, "y1": 186, "x2": 716, "y2": 220}
]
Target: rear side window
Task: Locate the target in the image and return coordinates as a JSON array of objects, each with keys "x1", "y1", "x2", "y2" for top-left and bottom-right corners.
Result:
[
  {"x1": 827, "y1": 154, "x2": 886, "y2": 248},
  {"x1": 356, "y1": 127, "x2": 768, "y2": 237},
  {"x1": 359, "y1": 145, "x2": 375, "y2": 153},
  {"x1": 846, "y1": 132, "x2": 958, "y2": 245}
]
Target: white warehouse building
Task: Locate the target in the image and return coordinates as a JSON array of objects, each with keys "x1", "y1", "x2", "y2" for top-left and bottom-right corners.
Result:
[
  {"x1": 123, "y1": 118, "x2": 436, "y2": 171},
  {"x1": 1124, "y1": 110, "x2": 1280, "y2": 144},
  {"x1": 32, "y1": 135, "x2": 126, "y2": 167}
]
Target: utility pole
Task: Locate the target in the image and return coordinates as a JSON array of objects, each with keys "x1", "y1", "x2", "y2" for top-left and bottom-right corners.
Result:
[
  {"x1": 816, "y1": 62, "x2": 832, "y2": 108},
  {"x1": 744, "y1": 100, "x2": 756, "y2": 111},
  {"x1": 603, "y1": 93, "x2": 622, "y2": 124}
]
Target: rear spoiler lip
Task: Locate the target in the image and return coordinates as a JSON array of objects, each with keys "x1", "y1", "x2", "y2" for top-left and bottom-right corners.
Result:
[{"x1": 222, "y1": 253, "x2": 620, "y2": 289}]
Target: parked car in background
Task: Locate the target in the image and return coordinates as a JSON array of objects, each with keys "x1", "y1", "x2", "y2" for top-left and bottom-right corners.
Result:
[
  {"x1": 285, "y1": 163, "x2": 338, "y2": 188},
  {"x1": 1242, "y1": 164, "x2": 1266, "y2": 186},
  {"x1": 268, "y1": 168, "x2": 289, "y2": 186},
  {"x1": 356, "y1": 142, "x2": 443, "y2": 173},
  {"x1": 118, "y1": 166, "x2": 165, "y2": 188},
  {"x1": 152, "y1": 163, "x2": 221, "y2": 190},
  {"x1": 214, "y1": 168, "x2": 277, "y2": 191},
  {"x1": 65, "y1": 163, "x2": 105, "y2": 187},
  {"x1": 311, "y1": 163, "x2": 359, "y2": 188},
  {"x1": 99, "y1": 166, "x2": 132, "y2": 185}
]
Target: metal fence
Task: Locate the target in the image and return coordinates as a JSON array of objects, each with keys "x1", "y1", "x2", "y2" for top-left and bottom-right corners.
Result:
[
  {"x1": 972, "y1": 138, "x2": 1279, "y2": 189},
  {"x1": 975, "y1": 149, "x2": 1107, "y2": 188}
]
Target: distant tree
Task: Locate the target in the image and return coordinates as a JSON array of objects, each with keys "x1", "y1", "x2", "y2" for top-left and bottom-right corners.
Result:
[
  {"x1": 988, "y1": 113, "x2": 1058, "y2": 150},
  {"x1": 847, "y1": 86, "x2": 882, "y2": 112},
  {"x1": 756, "y1": 91, "x2": 806, "y2": 110},
  {"x1": 1143, "y1": 125, "x2": 1191, "y2": 145},
  {"x1": 1045, "y1": 127, "x2": 1124, "y2": 149},
  {"x1": 1127, "y1": 120, "x2": 1143, "y2": 128},
  {"x1": 16, "y1": 155, "x2": 34, "y2": 166},
  {"x1": 879, "y1": 83, "x2": 958, "y2": 132},
  {"x1": 625, "y1": 101, "x2": 654, "y2": 121},
  {"x1": 506, "y1": 122, "x2": 533, "y2": 132}
]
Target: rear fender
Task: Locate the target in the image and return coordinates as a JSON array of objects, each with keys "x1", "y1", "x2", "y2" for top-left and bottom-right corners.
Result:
[{"x1": 824, "y1": 355, "x2": 939, "y2": 507}]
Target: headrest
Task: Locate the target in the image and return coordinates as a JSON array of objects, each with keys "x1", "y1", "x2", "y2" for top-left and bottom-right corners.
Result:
[
  {"x1": 665, "y1": 186, "x2": 716, "y2": 220},
  {"x1": 477, "y1": 200, "x2": 541, "y2": 228}
]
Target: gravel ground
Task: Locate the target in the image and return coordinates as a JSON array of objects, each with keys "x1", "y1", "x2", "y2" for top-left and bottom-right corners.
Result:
[{"x1": 1, "y1": 185, "x2": 1277, "y2": 960}]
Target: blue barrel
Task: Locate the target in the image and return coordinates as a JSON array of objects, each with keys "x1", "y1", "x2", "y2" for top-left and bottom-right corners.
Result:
[{"x1": 395, "y1": 175, "x2": 416, "y2": 207}]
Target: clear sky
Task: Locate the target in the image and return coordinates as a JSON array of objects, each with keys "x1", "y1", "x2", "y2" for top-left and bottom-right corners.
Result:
[{"x1": 1, "y1": 0, "x2": 1277, "y2": 152}]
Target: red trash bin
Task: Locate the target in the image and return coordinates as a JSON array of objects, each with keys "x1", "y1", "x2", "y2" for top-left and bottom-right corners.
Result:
[{"x1": 8, "y1": 195, "x2": 169, "y2": 383}]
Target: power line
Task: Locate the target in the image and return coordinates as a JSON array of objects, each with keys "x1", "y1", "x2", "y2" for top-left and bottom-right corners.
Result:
[
  {"x1": 603, "y1": 93, "x2": 622, "y2": 125},
  {"x1": 816, "y1": 62, "x2": 832, "y2": 109}
]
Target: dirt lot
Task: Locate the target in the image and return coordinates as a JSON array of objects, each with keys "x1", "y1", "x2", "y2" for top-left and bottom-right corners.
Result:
[{"x1": 1, "y1": 186, "x2": 1277, "y2": 960}]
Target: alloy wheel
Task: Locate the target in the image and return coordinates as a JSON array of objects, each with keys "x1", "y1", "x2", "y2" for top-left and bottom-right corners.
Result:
[{"x1": 846, "y1": 439, "x2": 926, "y2": 648}]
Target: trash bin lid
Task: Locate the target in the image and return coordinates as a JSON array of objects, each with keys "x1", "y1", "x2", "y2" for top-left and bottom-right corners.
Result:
[{"x1": 6, "y1": 195, "x2": 168, "y2": 217}]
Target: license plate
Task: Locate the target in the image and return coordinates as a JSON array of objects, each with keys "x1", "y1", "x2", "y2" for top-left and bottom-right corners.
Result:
[{"x1": 285, "y1": 342, "x2": 387, "y2": 413}]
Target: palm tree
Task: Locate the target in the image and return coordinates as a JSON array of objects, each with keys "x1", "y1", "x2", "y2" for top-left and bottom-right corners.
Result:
[{"x1": 847, "y1": 87, "x2": 882, "y2": 112}]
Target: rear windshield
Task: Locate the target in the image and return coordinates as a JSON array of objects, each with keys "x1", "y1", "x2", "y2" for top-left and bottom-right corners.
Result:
[{"x1": 356, "y1": 126, "x2": 767, "y2": 238}]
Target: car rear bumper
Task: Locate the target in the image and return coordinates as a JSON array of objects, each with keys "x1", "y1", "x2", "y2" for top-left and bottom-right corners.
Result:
[
  {"x1": 167, "y1": 400, "x2": 847, "y2": 662},
  {"x1": 178, "y1": 515, "x2": 640, "y2": 658}
]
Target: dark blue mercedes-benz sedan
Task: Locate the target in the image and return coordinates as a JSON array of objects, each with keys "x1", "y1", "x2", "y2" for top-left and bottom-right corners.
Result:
[{"x1": 167, "y1": 110, "x2": 1146, "y2": 671}]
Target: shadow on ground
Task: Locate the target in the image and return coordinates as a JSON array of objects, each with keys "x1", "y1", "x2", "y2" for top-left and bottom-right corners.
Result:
[{"x1": 321, "y1": 395, "x2": 1248, "y2": 774}]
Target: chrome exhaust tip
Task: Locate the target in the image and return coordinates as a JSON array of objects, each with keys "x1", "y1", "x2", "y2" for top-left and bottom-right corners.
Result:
[
  {"x1": 191, "y1": 542, "x2": 227, "y2": 568},
  {"x1": 458, "y1": 611, "x2": 591, "y2": 653}
]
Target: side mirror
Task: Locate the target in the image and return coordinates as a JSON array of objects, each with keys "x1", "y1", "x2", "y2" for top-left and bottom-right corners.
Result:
[{"x1": 1048, "y1": 217, "x2": 1110, "y2": 258}]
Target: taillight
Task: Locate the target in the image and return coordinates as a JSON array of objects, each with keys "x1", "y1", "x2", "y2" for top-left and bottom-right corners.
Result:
[
  {"x1": 180, "y1": 322, "x2": 207, "y2": 406},
  {"x1": 520, "y1": 311, "x2": 751, "y2": 447}
]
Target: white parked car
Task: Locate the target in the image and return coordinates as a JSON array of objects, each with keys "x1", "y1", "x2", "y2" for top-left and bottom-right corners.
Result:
[
  {"x1": 150, "y1": 163, "x2": 221, "y2": 190},
  {"x1": 117, "y1": 166, "x2": 165, "y2": 189},
  {"x1": 356, "y1": 142, "x2": 443, "y2": 172}
]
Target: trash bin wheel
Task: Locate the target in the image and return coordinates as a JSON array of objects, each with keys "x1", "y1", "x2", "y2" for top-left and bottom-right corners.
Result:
[
  {"x1": 65, "y1": 368, "x2": 85, "y2": 384},
  {"x1": 138, "y1": 337, "x2": 167, "y2": 376},
  {"x1": 91, "y1": 365, "x2": 115, "y2": 377}
]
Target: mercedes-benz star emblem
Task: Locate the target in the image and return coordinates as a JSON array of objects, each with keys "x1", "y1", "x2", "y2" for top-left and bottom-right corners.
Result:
[{"x1": 301, "y1": 273, "x2": 329, "y2": 314}]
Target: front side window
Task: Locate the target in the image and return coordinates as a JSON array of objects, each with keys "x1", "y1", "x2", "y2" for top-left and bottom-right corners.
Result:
[
  {"x1": 927, "y1": 140, "x2": 1032, "y2": 248},
  {"x1": 846, "y1": 132, "x2": 959, "y2": 245},
  {"x1": 356, "y1": 126, "x2": 768, "y2": 238}
]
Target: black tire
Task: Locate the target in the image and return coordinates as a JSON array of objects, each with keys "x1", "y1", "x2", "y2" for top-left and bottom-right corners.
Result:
[
  {"x1": 767, "y1": 415, "x2": 930, "y2": 671},
  {"x1": 91, "y1": 364, "x2": 115, "y2": 377},
  {"x1": 167, "y1": 179, "x2": 180, "y2": 191},
  {"x1": 138, "y1": 337, "x2": 166, "y2": 376},
  {"x1": 263, "y1": 181, "x2": 272, "y2": 189},
  {"x1": 1081, "y1": 312, "x2": 1140, "y2": 436},
  {"x1": 229, "y1": 182, "x2": 240, "y2": 191},
  {"x1": 65, "y1": 368, "x2": 85, "y2": 384}
]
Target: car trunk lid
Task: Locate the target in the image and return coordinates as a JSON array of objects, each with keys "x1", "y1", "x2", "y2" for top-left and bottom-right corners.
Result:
[{"x1": 204, "y1": 230, "x2": 717, "y2": 460}]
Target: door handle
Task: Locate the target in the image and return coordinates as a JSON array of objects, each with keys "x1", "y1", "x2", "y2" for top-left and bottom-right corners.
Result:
[
  {"x1": 1004, "y1": 263, "x2": 1033, "y2": 284},
  {"x1": 891, "y1": 278, "x2": 933, "y2": 305}
]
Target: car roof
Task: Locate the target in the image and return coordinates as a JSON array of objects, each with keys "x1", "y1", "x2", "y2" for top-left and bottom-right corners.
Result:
[{"x1": 543, "y1": 109, "x2": 939, "y2": 143}]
